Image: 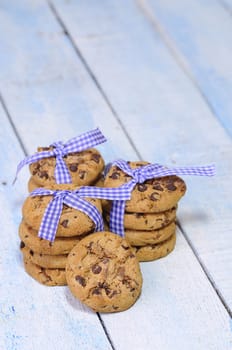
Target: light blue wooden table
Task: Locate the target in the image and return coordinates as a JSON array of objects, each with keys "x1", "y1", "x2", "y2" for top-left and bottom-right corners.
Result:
[{"x1": 0, "y1": 1, "x2": 232, "y2": 349}]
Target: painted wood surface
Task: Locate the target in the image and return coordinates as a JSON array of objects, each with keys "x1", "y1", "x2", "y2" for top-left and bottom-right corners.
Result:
[
  {"x1": 0, "y1": 0, "x2": 232, "y2": 349},
  {"x1": 51, "y1": 0, "x2": 232, "y2": 311},
  {"x1": 138, "y1": 0, "x2": 232, "y2": 137}
]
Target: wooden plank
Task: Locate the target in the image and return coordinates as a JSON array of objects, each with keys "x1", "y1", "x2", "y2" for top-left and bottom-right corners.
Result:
[
  {"x1": 0, "y1": 106, "x2": 113, "y2": 349},
  {"x1": 0, "y1": 0, "x2": 137, "y2": 162},
  {"x1": 138, "y1": 0, "x2": 232, "y2": 137},
  {"x1": 0, "y1": 1, "x2": 231, "y2": 349},
  {"x1": 51, "y1": 0, "x2": 232, "y2": 313}
]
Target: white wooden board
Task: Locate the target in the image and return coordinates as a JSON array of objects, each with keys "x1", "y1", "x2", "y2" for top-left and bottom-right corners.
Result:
[{"x1": 0, "y1": 0, "x2": 231, "y2": 349}]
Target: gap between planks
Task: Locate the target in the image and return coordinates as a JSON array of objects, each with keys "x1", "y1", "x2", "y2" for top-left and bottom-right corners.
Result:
[
  {"x1": 136, "y1": 0, "x2": 232, "y2": 141},
  {"x1": 0, "y1": 93, "x2": 28, "y2": 156},
  {"x1": 177, "y1": 220, "x2": 232, "y2": 318},
  {"x1": 47, "y1": 0, "x2": 143, "y2": 160}
]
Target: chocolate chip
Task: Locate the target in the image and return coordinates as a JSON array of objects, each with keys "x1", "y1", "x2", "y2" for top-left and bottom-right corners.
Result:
[
  {"x1": 110, "y1": 171, "x2": 120, "y2": 179},
  {"x1": 40, "y1": 147, "x2": 50, "y2": 151},
  {"x1": 29, "y1": 249, "x2": 34, "y2": 256},
  {"x1": 122, "y1": 244, "x2": 129, "y2": 250},
  {"x1": 117, "y1": 267, "x2": 125, "y2": 278},
  {"x1": 137, "y1": 184, "x2": 147, "y2": 192},
  {"x1": 91, "y1": 264, "x2": 102, "y2": 274},
  {"x1": 108, "y1": 290, "x2": 117, "y2": 299},
  {"x1": 20, "y1": 241, "x2": 25, "y2": 249},
  {"x1": 79, "y1": 170, "x2": 86, "y2": 180},
  {"x1": 166, "y1": 183, "x2": 177, "y2": 191},
  {"x1": 75, "y1": 275, "x2": 86, "y2": 287},
  {"x1": 69, "y1": 164, "x2": 78, "y2": 172},
  {"x1": 61, "y1": 219, "x2": 68, "y2": 228},
  {"x1": 153, "y1": 184, "x2": 163, "y2": 191},
  {"x1": 92, "y1": 288, "x2": 101, "y2": 295},
  {"x1": 38, "y1": 171, "x2": 49, "y2": 179},
  {"x1": 105, "y1": 287, "x2": 112, "y2": 296},
  {"x1": 91, "y1": 153, "x2": 101, "y2": 163},
  {"x1": 150, "y1": 192, "x2": 160, "y2": 201}
]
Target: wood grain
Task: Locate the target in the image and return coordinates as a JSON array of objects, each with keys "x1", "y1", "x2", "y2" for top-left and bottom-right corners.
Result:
[{"x1": 0, "y1": 0, "x2": 231, "y2": 349}]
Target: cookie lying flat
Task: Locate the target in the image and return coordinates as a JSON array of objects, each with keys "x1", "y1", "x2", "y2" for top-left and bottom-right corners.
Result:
[
  {"x1": 66, "y1": 231, "x2": 143, "y2": 313},
  {"x1": 104, "y1": 206, "x2": 177, "y2": 231},
  {"x1": 29, "y1": 147, "x2": 105, "y2": 187},
  {"x1": 132, "y1": 233, "x2": 176, "y2": 262},
  {"x1": 19, "y1": 220, "x2": 85, "y2": 255},
  {"x1": 22, "y1": 194, "x2": 102, "y2": 237},
  {"x1": 21, "y1": 244, "x2": 67, "y2": 268},
  {"x1": 23, "y1": 256, "x2": 66, "y2": 286},
  {"x1": 104, "y1": 161, "x2": 186, "y2": 212},
  {"x1": 124, "y1": 221, "x2": 176, "y2": 246}
]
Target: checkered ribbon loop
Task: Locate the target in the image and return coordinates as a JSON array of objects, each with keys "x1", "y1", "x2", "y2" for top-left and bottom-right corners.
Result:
[
  {"x1": 14, "y1": 128, "x2": 107, "y2": 184},
  {"x1": 109, "y1": 159, "x2": 215, "y2": 237},
  {"x1": 29, "y1": 187, "x2": 105, "y2": 242}
]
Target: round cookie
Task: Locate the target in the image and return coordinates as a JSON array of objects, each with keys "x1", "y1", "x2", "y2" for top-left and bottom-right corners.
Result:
[
  {"x1": 19, "y1": 220, "x2": 86, "y2": 255},
  {"x1": 28, "y1": 174, "x2": 105, "y2": 192},
  {"x1": 104, "y1": 161, "x2": 186, "y2": 213},
  {"x1": 124, "y1": 221, "x2": 176, "y2": 246},
  {"x1": 23, "y1": 256, "x2": 66, "y2": 286},
  {"x1": 66, "y1": 231, "x2": 143, "y2": 313},
  {"x1": 132, "y1": 233, "x2": 176, "y2": 262},
  {"x1": 29, "y1": 147, "x2": 105, "y2": 187},
  {"x1": 22, "y1": 193, "x2": 102, "y2": 237},
  {"x1": 104, "y1": 206, "x2": 177, "y2": 231},
  {"x1": 21, "y1": 244, "x2": 67, "y2": 268}
]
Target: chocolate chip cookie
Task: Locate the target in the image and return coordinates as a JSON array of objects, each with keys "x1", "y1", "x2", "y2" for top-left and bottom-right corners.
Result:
[
  {"x1": 104, "y1": 206, "x2": 177, "y2": 231},
  {"x1": 132, "y1": 233, "x2": 176, "y2": 262},
  {"x1": 19, "y1": 220, "x2": 85, "y2": 255},
  {"x1": 104, "y1": 162, "x2": 186, "y2": 212},
  {"x1": 66, "y1": 231, "x2": 143, "y2": 313},
  {"x1": 21, "y1": 244, "x2": 67, "y2": 268},
  {"x1": 124, "y1": 221, "x2": 176, "y2": 246},
  {"x1": 23, "y1": 256, "x2": 66, "y2": 286},
  {"x1": 29, "y1": 147, "x2": 105, "y2": 187},
  {"x1": 22, "y1": 193, "x2": 102, "y2": 237}
]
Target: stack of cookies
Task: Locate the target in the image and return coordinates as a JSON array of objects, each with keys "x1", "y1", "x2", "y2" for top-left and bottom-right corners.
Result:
[
  {"x1": 19, "y1": 191, "x2": 102, "y2": 286},
  {"x1": 28, "y1": 147, "x2": 105, "y2": 192},
  {"x1": 103, "y1": 161, "x2": 187, "y2": 262}
]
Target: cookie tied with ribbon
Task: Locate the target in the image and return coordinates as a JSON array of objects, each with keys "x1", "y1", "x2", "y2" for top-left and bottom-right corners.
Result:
[
  {"x1": 27, "y1": 185, "x2": 132, "y2": 242},
  {"x1": 104, "y1": 160, "x2": 215, "y2": 237},
  {"x1": 14, "y1": 128, "x2": 107, "y2": 187}
]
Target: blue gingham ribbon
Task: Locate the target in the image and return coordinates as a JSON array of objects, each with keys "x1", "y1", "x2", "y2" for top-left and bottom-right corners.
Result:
[
  {"x1": 14, "y1": 128, "x2": 107, "y2": 184},
  {"x1": 30, "y1": 185, "x2": 132, "y2": 241},
  {"x1": 108, "y1": 159, "x2": 216, "y2": 236}
]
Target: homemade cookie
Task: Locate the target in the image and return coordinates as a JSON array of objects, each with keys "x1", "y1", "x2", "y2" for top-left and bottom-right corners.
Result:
[
  {"x1": 104, "y1": 162, "x2": 186, "y2": 212},
  {"x1": 23, "y1": 256, "x2": 66, "y2": 286},
  {"x1": 132, "y1": 233, "x2": 176, "y2": 262},
  {"x1": 66, "y1": 231, "x2": 143, "y2": 313},
  {"x1": 22, "y1": 193, "x2": 102, "y2": 237},
  {"x1": 124, "y1": 221, "x2": 176, "y2": 246},
  {"x1": 21, "y1": 244, "x2": 67, "y2": 268},
  {"x1": 104, "y1": 206, "x2": 177, "y2": 231},
  {"x1": 19, "y1": 220, "x2": 86, "y2": 255},
  {"x1": 27, "y1": 174, "x2": 105, "y2": 192},
  {"x1": 29, "y1": 147, "x2": 104, "y2": 187}
]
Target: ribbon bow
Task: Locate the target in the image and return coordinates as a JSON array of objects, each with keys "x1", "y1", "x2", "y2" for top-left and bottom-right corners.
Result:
[
  {"x1": 14, "y1": 128, "x2": 107, "y2": 184},
  {"x1": 108, "y1": 159, "x2": 216, "y2": 236},
  {"x1": 30, "y1": 184, "x2": 132, "y2": 242}
]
